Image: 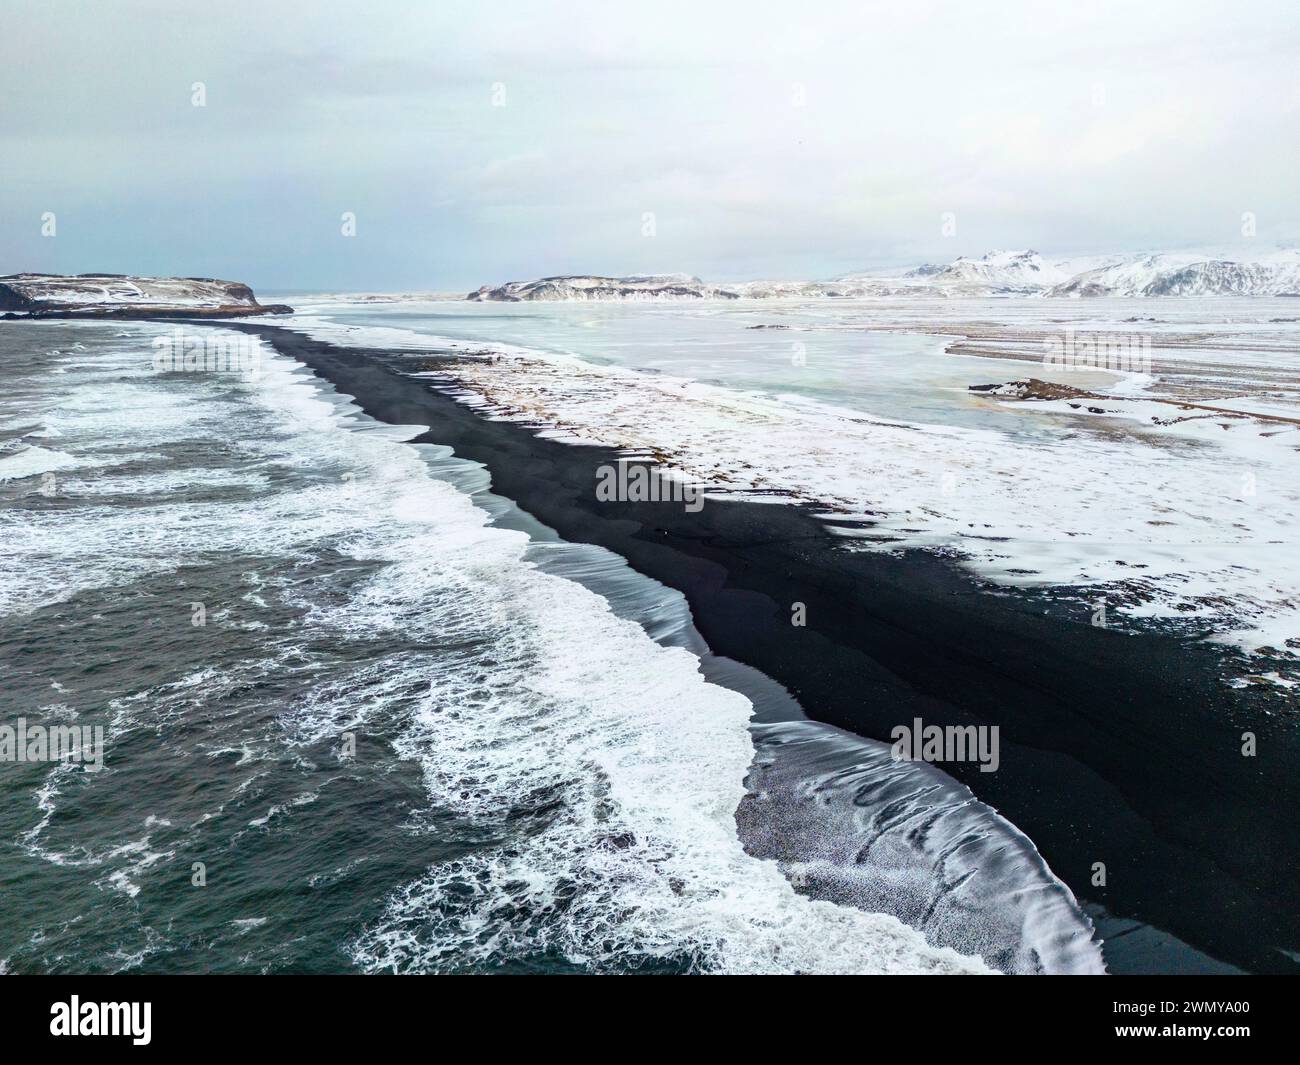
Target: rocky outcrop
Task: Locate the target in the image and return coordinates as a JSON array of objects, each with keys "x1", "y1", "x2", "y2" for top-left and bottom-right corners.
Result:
[{"x1": 0, "y1": 274, "x2": 293, "y2": 318}]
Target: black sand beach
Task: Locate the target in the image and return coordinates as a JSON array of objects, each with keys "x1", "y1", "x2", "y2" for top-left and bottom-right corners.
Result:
[{"x1": 229, "y1": 322, "x2": 1300, "y2": 975}]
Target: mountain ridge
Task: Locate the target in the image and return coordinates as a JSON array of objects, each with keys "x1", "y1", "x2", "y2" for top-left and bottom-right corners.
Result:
[{"x1": 468, "y1": 248, "x2": 1300, "y2": 301}]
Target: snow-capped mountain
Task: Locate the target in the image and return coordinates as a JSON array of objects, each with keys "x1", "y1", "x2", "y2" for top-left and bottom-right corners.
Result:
[
  {"x1": 1045, "y1": 252, "x2": 1300, "y2": 297},
  {"x1": 467, "y1": 248, "x2": 1300, "y2": 301},
  {"x1": 850, "y1": 250, "x2": 1071, "y2": 293}
]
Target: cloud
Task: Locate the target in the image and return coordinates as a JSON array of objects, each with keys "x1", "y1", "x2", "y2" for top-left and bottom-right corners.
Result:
[{"x1": 2, "y1": 0, "x2": 1298, "y2": 287}]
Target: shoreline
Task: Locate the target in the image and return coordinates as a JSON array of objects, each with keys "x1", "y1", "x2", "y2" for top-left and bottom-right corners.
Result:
[
  {"x1": 225, "y1": 320, "x2": 1299, "y2": 974},
  {"x1": 0, "y1": 305, "x2": 292, "y2": 321}
]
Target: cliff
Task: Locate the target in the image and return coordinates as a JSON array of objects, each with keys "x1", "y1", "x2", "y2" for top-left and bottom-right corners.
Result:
[{"x1": 0, "y1": 274, "x2": 293, "y2": 318}]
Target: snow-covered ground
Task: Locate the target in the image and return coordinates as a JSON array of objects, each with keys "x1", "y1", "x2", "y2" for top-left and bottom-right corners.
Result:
[{"x1": 286, "y1": 298, "x2": 1300, "y2": 671}]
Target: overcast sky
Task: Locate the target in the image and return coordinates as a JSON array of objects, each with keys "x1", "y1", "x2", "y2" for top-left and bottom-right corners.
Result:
[{"x1": 2, "y1": 0, "x2": 1298, "y2": 291}]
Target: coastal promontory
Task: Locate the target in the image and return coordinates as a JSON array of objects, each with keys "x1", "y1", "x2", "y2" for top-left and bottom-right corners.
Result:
[{"x1": 0, "y1": 273, "x2": 292, "y2": 318}]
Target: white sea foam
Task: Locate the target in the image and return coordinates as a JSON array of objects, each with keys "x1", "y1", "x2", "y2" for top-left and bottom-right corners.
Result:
[
  {"x1": 0, "y1": 444, "x2": 80, "y2": 481},
  {"x1": 314, "y1": 514, "x2": 990, "y2": 974},
  {"x1": 267, "y1": 322, "x2": 1111, "y2": 973},
  {"x1": 240, "y1": 348, "x2": 991, "y2": 972},
  {"x1": 4, "y1": 321, "x2": 1001, "y2": 974}
]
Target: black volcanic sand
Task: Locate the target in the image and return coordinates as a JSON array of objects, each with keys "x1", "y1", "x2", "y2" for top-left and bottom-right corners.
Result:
[
  {"x1": 0, "y1": 305, "x2": 291, "y2": 320},
  {"x1": 227, "y1": 322, "x2": 1299, "y2": 975}
]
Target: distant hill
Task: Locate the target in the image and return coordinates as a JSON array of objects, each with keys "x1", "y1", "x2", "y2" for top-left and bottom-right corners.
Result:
[
  {"x1": 0, "y1": 274, "x2": 293, "y2": 318},
  {"x1": 468, "y1": 249, "x2": 1300, "y2": 301},
  {"x1": 467, "y1": 274, "x2": 737, "y2": 301}
]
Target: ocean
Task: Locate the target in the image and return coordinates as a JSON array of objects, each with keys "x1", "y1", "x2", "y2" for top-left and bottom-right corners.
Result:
[{"x1": 2, "y1": 299, "x2": 1295, "y2": 973}]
